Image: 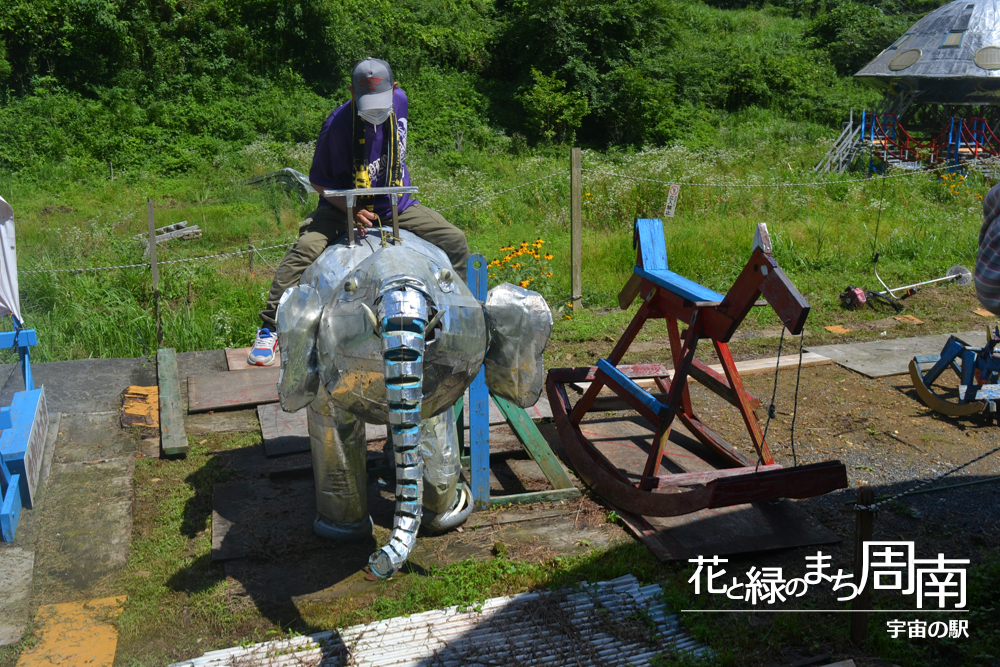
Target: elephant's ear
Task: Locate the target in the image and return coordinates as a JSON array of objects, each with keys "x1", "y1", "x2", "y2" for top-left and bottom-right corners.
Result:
[
  {"x1": 482, "y1": 283, "x2": 553, "y2": 408},
  {"x1": 276, "y1": 284, "x2": 323, "y2": 411}
]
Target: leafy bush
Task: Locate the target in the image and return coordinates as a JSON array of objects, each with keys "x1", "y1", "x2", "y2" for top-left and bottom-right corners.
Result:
[{"x1": 806, "y1": 0, "x2": 913, "y2": 77}]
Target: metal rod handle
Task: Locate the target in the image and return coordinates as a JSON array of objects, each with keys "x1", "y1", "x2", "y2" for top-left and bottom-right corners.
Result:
[
  {"x1": 390, "y1": 194, "x2": 400, "y2": 243},
  {"x1": 346, "y1": 194, "x2": 356, "y2": 247}
]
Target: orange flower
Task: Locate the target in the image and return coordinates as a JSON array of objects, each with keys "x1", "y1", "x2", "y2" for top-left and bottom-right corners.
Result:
[
  {"x1": 519, "y1": 279, "x2": 532, "y2": 288},
  {"x1": 546, "y1": 272, "x2": 553, "y2": 277},
  {"x1": 544, "y1": 253, "x2": 553, "y2": 260},
  {"x1": 563, "y1": 315, "x2": 572, "y2": 320}
]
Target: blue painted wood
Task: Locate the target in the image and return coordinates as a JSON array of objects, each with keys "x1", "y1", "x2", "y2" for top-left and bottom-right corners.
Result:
[
  {"x1": 1, "y1": 472, "x2": 21, "y2": 542},
  {"x1": 467, "y1": 253, "x2": 488, "y2": 302},
  {"x1": 0, "y1": 330, "x2": 37, "y2": 348},
  {"x1": 635, "y1": 219, "x2": 668, "y2": 271},
  {"x1": 634, "y1": 267, "x2": 725, "y2": 303},
  {"x1": 0, "y1": 407, "x2": 10, "y2": 430},
  {"x1": 922, "y1": 338, "x2": 963, "y2": 385},
  {"x1": 961, "y1": 348, "x2": 978, "y2": 402},
  {"x1": 914, "y1": 355, "x2": 942, "y2": 364},
  {"x1": 596, "y1": 359, "x2": 669, "y2": 417},
  {"x1": 0, "y1": 388, "x2": 45, "y2": 509},
  {"x1": 467, "y1": 253, "x2": 490, "y2": 508}
]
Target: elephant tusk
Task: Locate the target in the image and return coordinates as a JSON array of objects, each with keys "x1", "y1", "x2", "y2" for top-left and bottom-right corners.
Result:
[
  {"x1": 361, "y1": 302, "x2": 380, "y2": 335},
  {"x1": 425, "y1": 308, "x2": 445, "y2": 334}
]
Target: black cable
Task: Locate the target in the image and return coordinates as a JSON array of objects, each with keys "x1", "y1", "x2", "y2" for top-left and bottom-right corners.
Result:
[
  {"x1": 758, "y1": 326, "x2": 786, "y2": 471},
  {"x1": 789, "y1": 330, "x2": 806, "y2": 467}
]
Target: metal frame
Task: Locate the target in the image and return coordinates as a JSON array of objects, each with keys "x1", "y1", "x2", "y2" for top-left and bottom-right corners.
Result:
[{"x1": 321, "y1": 186, "x2": 419, "y2": 247}]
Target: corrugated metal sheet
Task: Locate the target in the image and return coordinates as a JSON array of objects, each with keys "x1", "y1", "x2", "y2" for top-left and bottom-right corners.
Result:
[
  {"x1": 168, "y1": 575, "x2": 707, "y2": 667},
  {"x1": 855, "y1": 0, "x2": 1000, "y2": 103}
]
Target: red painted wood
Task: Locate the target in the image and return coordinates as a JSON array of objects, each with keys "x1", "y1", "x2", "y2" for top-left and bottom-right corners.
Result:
[
  {"x1": 708, "y1": 461, "x2": 848, "y2": 507},
  {"x1": 715, "y1": 340, "x2": 774, "y2": 465},
  {"x1": 640, "y1": 311, "x2": 701, "y2": 487}
]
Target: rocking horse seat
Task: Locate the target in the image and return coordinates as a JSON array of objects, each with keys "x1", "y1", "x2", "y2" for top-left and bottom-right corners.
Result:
[
  {"x1": 633, "y1": 267, "x2": 723, "y2": 305},
  {"x1": 632, "y1": 218, "x2": 724, "y2": 305}
]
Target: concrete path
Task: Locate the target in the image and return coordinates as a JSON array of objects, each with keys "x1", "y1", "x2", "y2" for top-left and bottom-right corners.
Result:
[
  {"x1": 0, "y1": 548, "x2": 34, "y2": 646},
  {"x1": 807, "y1": 330, "x2": 989, "y2": 378}
]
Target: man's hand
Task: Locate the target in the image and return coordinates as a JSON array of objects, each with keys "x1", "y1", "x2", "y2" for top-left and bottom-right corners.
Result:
[{"x1": 354, "y1": 209, "x2": 376, "y2": 236}]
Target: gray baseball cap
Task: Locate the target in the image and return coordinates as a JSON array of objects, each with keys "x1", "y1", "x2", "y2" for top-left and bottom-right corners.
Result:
[{"x1": 352, "y1": 58, "x2": 394, "y2": 114}]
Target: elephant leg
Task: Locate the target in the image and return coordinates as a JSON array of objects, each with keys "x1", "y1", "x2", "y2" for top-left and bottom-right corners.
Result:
[
  {"x1": 307, "y1": 388, "x2": 371, "y2": 541},
  {"x1": 420, "y1": 408, "x2": 473, "y2": 533}
]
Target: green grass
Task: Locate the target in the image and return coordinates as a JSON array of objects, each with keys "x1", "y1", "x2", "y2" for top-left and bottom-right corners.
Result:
[{"x1": 2, "y1": 110, "x2": 989, "y2": 362}]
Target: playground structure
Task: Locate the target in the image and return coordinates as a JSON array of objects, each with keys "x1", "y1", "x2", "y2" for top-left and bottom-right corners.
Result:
[
  {"x1": 819, "y1": 0, "x2": 1000, "y2": 173},
  {"x1": 0, "y1": 196, "x2": 48, "y2": 543},
  {"x1": 546, "y1": 219, "x2": 849, "y2": 517}
]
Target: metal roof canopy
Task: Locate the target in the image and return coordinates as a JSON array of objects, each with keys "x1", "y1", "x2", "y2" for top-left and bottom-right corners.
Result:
[{"x1": 856, "y1": 0, "x2": 1000, "y2": 104}]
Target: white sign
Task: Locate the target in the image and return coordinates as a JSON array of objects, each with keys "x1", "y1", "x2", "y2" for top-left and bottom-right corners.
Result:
[{"x1": 664, "y1": 184, "x2": 680, "y2": 218}]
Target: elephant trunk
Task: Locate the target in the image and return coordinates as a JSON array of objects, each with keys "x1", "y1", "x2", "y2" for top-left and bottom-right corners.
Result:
[{"x1": 369, "y1": 287, "x2": 429, "y2": 578}]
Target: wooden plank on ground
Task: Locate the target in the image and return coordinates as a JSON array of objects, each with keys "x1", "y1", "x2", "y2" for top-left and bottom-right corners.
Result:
[
  {"x1": 188, "y1": 367, "x2": 279, "y2": 413},
  {"x1": 226, "y1": 347, "x2": 281, "y2": 371},
  {"x1": 258, "y1": 403, "x2": 309, "y2": 457},
  {"x1": 16, "y1": 596, "x2": 126, "y2": 667},
  {"x1": 157, "y1": 349, "x2": 188, "y2": 455}
]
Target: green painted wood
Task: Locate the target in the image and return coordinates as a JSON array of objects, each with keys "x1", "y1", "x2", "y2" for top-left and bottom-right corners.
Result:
[
  {"x1": 492, "y1": 393, "x2": 575, "y2": 490},
  {"x1": 490, "y1": 488, "x2": 581, "y2": 506},
  {"x1": 157, "y1": 348, "x2": 188, "y2": 456}
]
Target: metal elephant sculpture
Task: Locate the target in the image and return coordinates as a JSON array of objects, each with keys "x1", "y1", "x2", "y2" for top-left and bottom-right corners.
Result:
[{"x1": 275, "y1": 231, "x2": 553, "y2": 577}]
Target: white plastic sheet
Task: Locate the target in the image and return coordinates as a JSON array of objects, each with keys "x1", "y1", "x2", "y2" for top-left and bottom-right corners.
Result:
[{"x1": 0, "y1": 195, "x2": 22, "y2": 324}]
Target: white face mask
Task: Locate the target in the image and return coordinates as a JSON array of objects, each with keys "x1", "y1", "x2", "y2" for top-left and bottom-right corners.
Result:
[{"x1": 359, "y1": 107, "x2": 392, "y2": 125}]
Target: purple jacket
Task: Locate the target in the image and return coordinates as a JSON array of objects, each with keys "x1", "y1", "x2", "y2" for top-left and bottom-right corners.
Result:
[{"x1": 309, "y1": 87, "x2": 417, "y2": 219}]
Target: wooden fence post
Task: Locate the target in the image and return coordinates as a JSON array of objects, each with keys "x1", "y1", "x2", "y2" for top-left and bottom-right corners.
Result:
[
  {"x1": 147, "y1": 199, "x2": 162, "y2": 347},
  {"x1": 850, "y1": 485, "x2": 875, "y2": 644},
  {"x1": 570, "y1": 147, "x2": 582, "y2": 311},
  {"x1": 248, "y1": 236, "x2": 254, "y2": 273}
]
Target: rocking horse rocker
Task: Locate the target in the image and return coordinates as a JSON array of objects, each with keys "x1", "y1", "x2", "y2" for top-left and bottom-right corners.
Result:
[{"x1": 546, "y1": 219, "x2": 848, "y2": 517}]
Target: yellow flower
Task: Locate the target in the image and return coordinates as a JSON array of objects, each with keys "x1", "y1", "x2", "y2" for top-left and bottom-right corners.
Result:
[
  {"x1": 564, "y1": 315, "x2": 572, "y2": 320},
  {"x1": 544, "y1": 253, "x2": 553, "y2": 260},
  {"x1": 519, "y1": 280, "x2": 531, "y2": 287},
  {"x1": 546, "y1": 272, "x2": 553, "y2": 277}
]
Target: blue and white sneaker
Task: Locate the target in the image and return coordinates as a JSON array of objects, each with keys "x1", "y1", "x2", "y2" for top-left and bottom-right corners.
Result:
[{"x1": 248, "y1": 327, "x2": 278, "y2": 366}]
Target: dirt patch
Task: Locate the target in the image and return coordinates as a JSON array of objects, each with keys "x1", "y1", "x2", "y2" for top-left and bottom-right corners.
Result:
[{"x1": 39, "y1": 205, "x2": 74, "y2": 215}]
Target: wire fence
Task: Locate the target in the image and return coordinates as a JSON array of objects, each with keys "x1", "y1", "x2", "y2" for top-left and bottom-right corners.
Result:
[{"x1": 17, "y1": 155, "x2": 979, "y2": 276}]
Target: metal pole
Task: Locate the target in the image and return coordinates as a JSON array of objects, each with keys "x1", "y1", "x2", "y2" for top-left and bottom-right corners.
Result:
[
  {"x1": 850, "y1": 486, "x2": 875, "y2": 644},
  {"x1": 147, "y1": 199, "x2": 163, "y2": 347},
  {"x1": 347, "y1": 194, "x2": 356, "y2": 247},
  {"x1": 109, "y1": 161, "x2": 113, "y2": 181},
  {"x1": 248, "y1": 236, "x2": 253, "y2": 273},
  {"x1": 390, "y1": 194, "x2": 400, "y2": 243},
  {"x1": 570, "y1": 147, "x2": 582, "y2": 311}
]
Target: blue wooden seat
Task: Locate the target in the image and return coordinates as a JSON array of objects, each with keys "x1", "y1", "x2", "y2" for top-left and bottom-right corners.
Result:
[{"x1": 634, "y1": 218, "x2": 724, "y2": 304}]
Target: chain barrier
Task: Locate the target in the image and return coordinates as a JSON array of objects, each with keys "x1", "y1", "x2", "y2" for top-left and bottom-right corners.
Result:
[
  {"x1": 21, "y1": 242, "x2": 293, "y2": 275},
  {"x1": 580, "y1": 161, "x2": 976, "y2": 189},
  {"x1": 436, "y1": 170, "x2": 568, "y2": 211},
  {"x1": 854, "y1": 441, "x2": 1000, "y2": 512},
  {"x1": 17, "y1": 156, "x2": 985, "y2": 275}
]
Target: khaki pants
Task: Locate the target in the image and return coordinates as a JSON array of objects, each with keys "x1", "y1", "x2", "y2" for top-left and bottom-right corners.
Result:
[{"x1": 260, "y1": 203, "x2": 469, "y2": 328}]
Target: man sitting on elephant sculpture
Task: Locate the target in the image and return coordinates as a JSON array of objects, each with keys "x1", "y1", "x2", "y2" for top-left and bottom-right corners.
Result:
[
  {"x1": 271, "y1": 60, "x2": 554, "y2": 578},
  {"x1": 250, "y1": 57, "x2": 470, "y2": 367}
]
